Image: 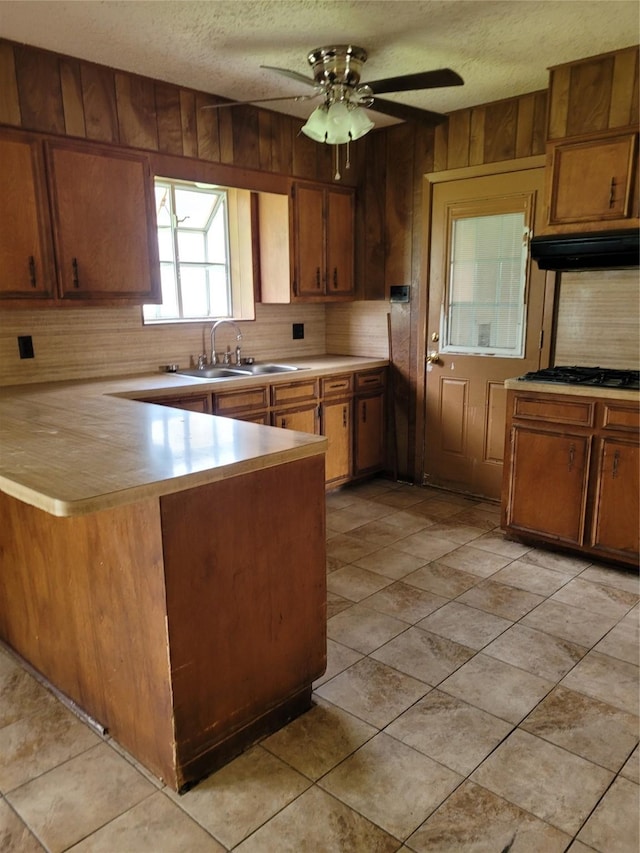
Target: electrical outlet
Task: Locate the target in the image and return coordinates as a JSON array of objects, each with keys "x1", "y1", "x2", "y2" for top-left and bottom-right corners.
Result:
[
  {"x1": 292, "y1": 323, "x2": 304, "y2": 340},
  {"x1": 18, "y1": 335, "x2": 34, "y2": 359}
]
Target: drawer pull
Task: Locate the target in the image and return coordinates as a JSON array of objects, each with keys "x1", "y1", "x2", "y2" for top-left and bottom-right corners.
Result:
[
  {"x1": 609, "y1": 177, "x2": 616, "y2": 209},
  {"x1": 72, "y1": 257, "x2": 80, "y2": 288},
  {"x1": 612, "y1": 449, "x2": 620, "y2": 479},
  {"x1": 28, "y1": 255, "x2": 36, "y2": 287}
]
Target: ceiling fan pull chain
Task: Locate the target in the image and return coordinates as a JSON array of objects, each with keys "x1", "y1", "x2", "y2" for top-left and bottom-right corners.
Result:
[
  {"x1": 345, "y1": 139, "x2": 351, "y2": 171},
  {"x1": 334, "y1": 145, "x2": 341, "y2": 181}
]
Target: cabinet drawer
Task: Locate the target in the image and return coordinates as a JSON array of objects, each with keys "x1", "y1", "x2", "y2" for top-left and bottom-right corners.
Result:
[
  {"x1": 142, "y1": 394, "x2": 211, "y2": 413},
  {"x1": 271, "y1": 379, "x2": 318, "y2": 406},
  {"x1": 321, "y1": 374, "x2": 353, "y2": 397},
  {"x1": 602, "y1": 403, "x2": 640, "y2": 433},
  {"x1": 355, "y1": 369, "x2": 386, "y2": 392},
  {"x1": 214, "y1": 387, "x2": 268, "y2": 415},
  {"x1": 513, "y1": 395, "x2": 595, "y2": 427}
]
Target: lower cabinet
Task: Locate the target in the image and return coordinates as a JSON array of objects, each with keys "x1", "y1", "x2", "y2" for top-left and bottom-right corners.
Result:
[
  {"x1": 354, "y1": 370, "x2": 387, "y2": 476},
  {"x1": 213, "y1": 386, "x2": 268, "y2": 422},
  {"x1": 273, "y1": 404, "x2": 318, "y2": 433},
  {"x1": 320, "y1": 375, "x2": 353, "y2": 486},
  {"x1": 140, "y1": 366, "x2": 387, "y2": 488},
  {"x1": 271, "y1": 378, "x2": 319, "y2": 435},
  {"x1": 142, "y1": 394, "x2": 212, "y2": 413},
  {"x1": 502, "y1": 389, "x2": 639, "y2": 566},
  {"x1": 591, "y1": 438, "x2": 639, "y2": 557},
  {"x1": 506, "y1": 427, "x2": 590, "y2": 545}
]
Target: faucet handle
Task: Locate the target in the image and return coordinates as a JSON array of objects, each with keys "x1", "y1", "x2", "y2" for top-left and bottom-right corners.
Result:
[{"x1": 197, "y1": 353, "x2": 207, "y2": 369}]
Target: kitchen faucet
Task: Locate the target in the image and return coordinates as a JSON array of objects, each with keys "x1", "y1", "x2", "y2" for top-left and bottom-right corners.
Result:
[{"x1": 210, "y1": 320, "x2": 243, "y2": 365}]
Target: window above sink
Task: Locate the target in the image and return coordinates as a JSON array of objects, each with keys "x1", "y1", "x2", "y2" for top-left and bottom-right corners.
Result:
[{"x1": 143, "y1": 177, "x2": 257, "y2": 326}]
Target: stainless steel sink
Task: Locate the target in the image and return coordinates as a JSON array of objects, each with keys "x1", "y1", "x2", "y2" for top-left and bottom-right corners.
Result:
[
  {"x1": 175, "y1": 363, "x2": 306, "y2": 379},
  {"x1": 240, "y1": 363, "x2": 305, "y2": 375},
  {"x1": 175, "y1": 367, "x2": 248, "y2": 379}
]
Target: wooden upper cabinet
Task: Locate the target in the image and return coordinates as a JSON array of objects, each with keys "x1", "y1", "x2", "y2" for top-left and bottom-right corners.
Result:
[
  {"x1": 0, "y1": 127, "x2": 161, "y2": 305},
  {"x1": 45, "y1": 140, "x2": 161, "y2": 302},
  {"x1": 541, "y1": 46, "x2": 640, "y2": 235},
  {"x1": 0, "y1": 131, "x2": 56, "y2": 299},
  {"x1": 292, "y1": 182, "x2": 355, "y2": 301},
  {"x1": 326, "y1": 189, "x2": 355, "y2": 297},
  {"x1": 294, "y1": 184, "x2": 326, "y2": 297},
  {"x1": 544, "y1": 131, "x2": 638, "y2": 231}
]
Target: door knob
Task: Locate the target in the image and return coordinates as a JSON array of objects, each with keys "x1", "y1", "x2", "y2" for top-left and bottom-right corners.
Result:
[{"x1": 426, "y1": 351, "x2": 441, "y2": 364}]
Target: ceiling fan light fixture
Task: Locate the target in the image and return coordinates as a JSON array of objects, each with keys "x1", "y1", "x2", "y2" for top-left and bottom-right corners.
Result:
[
  {"x1": 325, "y1": 100, "x2": 352, "y2": 144},
  {"x1": 348, "y1": 106, "x2": 375, "y2": 140},
  {"x1": 302, "y1": 97, "x2": 375, "y2": 145},
  {"x1": 301, "y1": 104, "x2": 329, "y2": 141}
]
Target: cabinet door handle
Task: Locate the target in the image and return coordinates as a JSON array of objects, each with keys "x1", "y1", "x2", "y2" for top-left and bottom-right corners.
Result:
[
  {"x1": 315, "y1": 267, "x2": 321, "y2": 289},
  {"x1": 362, "y1": 401, "x2": 367, "y2": 423},
  {"x1": 281, "y1": 417, "x2": 287, "y2": 428},
  {"x1": 72, "y1": 257, "x2": 80, "y2": 288},
  {"x1": 28, "y1": 256, "x2": 36, "y2": 288},
  {"x1": 612, "y1": 449, "x2": 620, "y2": 479},
  {"x1": 568, "y1": 442, "x2": 575, "y2": 471},
  {"x1": 342, "y1": 406, "x2": 347, "y2": 427},
  {"x1": 333, "y1": 267, "x2": 338, "y2": 289},
  {"x1": 609, "y1": 177, "x2": 616, "y2": 209}
]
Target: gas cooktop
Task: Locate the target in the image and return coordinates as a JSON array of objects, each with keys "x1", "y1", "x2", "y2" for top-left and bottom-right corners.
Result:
[{"x1": 521, "y1": 366, "x2": 639, "y2": 390}]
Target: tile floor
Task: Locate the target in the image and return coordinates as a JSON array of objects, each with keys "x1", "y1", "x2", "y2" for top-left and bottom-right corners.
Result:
[{"x1": 1, "y1": 477, "x2": 638, "y2": 852}]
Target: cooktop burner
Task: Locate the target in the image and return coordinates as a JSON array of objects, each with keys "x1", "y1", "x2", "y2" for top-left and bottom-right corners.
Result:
[{"x1": 521, "y1": 366, "x2": 640, "y2": 390}]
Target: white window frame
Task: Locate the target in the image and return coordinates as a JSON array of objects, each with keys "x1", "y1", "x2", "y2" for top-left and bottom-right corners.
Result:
[
  {"x1": 143, "y1": 177, "x2": 255, "y2": 325},
  {"x1": 440, "y1": 194, "x2": 534, "y2": 359}
]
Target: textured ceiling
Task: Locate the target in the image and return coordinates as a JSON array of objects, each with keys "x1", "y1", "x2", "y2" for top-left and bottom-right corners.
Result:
[{"x1": 1, "y1": 0, "x2": 638, "y2": 127}]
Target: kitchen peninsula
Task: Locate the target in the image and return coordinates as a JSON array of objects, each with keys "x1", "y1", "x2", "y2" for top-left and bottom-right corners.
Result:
[{"x1": 0, "y1": 360, "x2": 370, "y2": 791}]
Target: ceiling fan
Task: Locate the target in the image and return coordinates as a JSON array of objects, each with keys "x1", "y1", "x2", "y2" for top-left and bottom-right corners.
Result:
[{"x1": 203, "y1": 45, "x2": 463, "y2": 138}]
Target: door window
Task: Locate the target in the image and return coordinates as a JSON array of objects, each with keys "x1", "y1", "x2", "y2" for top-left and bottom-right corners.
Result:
[{"x1": 441, "y1": 199, "x2": 532, "y2": 358}]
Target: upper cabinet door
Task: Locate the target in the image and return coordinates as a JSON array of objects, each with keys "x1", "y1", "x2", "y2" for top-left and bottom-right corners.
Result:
[
  {"x1": 0, "y1": 132, "x2": 56, "y2": 299},
  {"x1": 326, "y1": 189, "x2": 354, "y2": 297},
  {"x1": 45, "y1": 140, "x2": 161, "y2": 302},
  {"x1": 546, "y1": 133, "x2": 638, "y2": 228},
  {"x1": 293, "y1": 184, "x2": 326, "y2": 298},
  {"x1": 292, "y1": 181, "x2": 355, "y2": 301}
]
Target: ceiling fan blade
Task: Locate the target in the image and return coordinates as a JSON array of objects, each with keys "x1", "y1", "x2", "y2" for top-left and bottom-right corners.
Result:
[
  {"x1": 260, "y1": 65, "x2": 318, "y2": 87},
  {"x1": 369, "y1": 97, "x2": 448, "y2": 127},
  {"x1": 201, "y1": 93, "x2": 319, "y2": 109},
  {"x1": 366, "y1": 68, "x2": 463, "y2": 95}
]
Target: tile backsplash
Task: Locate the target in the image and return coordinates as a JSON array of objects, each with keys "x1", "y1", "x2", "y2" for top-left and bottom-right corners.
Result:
[
  {"x1": 0, "y1": 301, "x2": 390, "y2": 387},
  {"x1": 553, "y1": 269, "x2": 640, "y2": 370}
]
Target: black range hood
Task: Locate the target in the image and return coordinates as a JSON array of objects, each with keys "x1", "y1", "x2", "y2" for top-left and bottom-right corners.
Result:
[{"x1": 530, "y1": 229, "x2": 639, "y2": 271}]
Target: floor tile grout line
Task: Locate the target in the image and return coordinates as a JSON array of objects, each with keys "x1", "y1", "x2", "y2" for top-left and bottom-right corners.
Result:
[{"x1": 2, "y1": 477, "x2": 637, "y2": 852}]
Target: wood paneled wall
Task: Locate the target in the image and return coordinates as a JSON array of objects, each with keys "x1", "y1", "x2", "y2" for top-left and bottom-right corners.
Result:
[
  {"x1": 548, "y1": 46, "x2": 639, "y2": 140},
  {"x1": 0, "y1": 39, "x2": 359, "y2": 186}
]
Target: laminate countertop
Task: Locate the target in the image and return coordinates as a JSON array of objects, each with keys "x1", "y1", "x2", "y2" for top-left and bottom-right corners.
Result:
[
  {"x1": 0, "y1": 355, "x2": 387, "y2": 518},
  {"x1": 504, "y1": 377, "x2": 640, "y2": 401}
]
